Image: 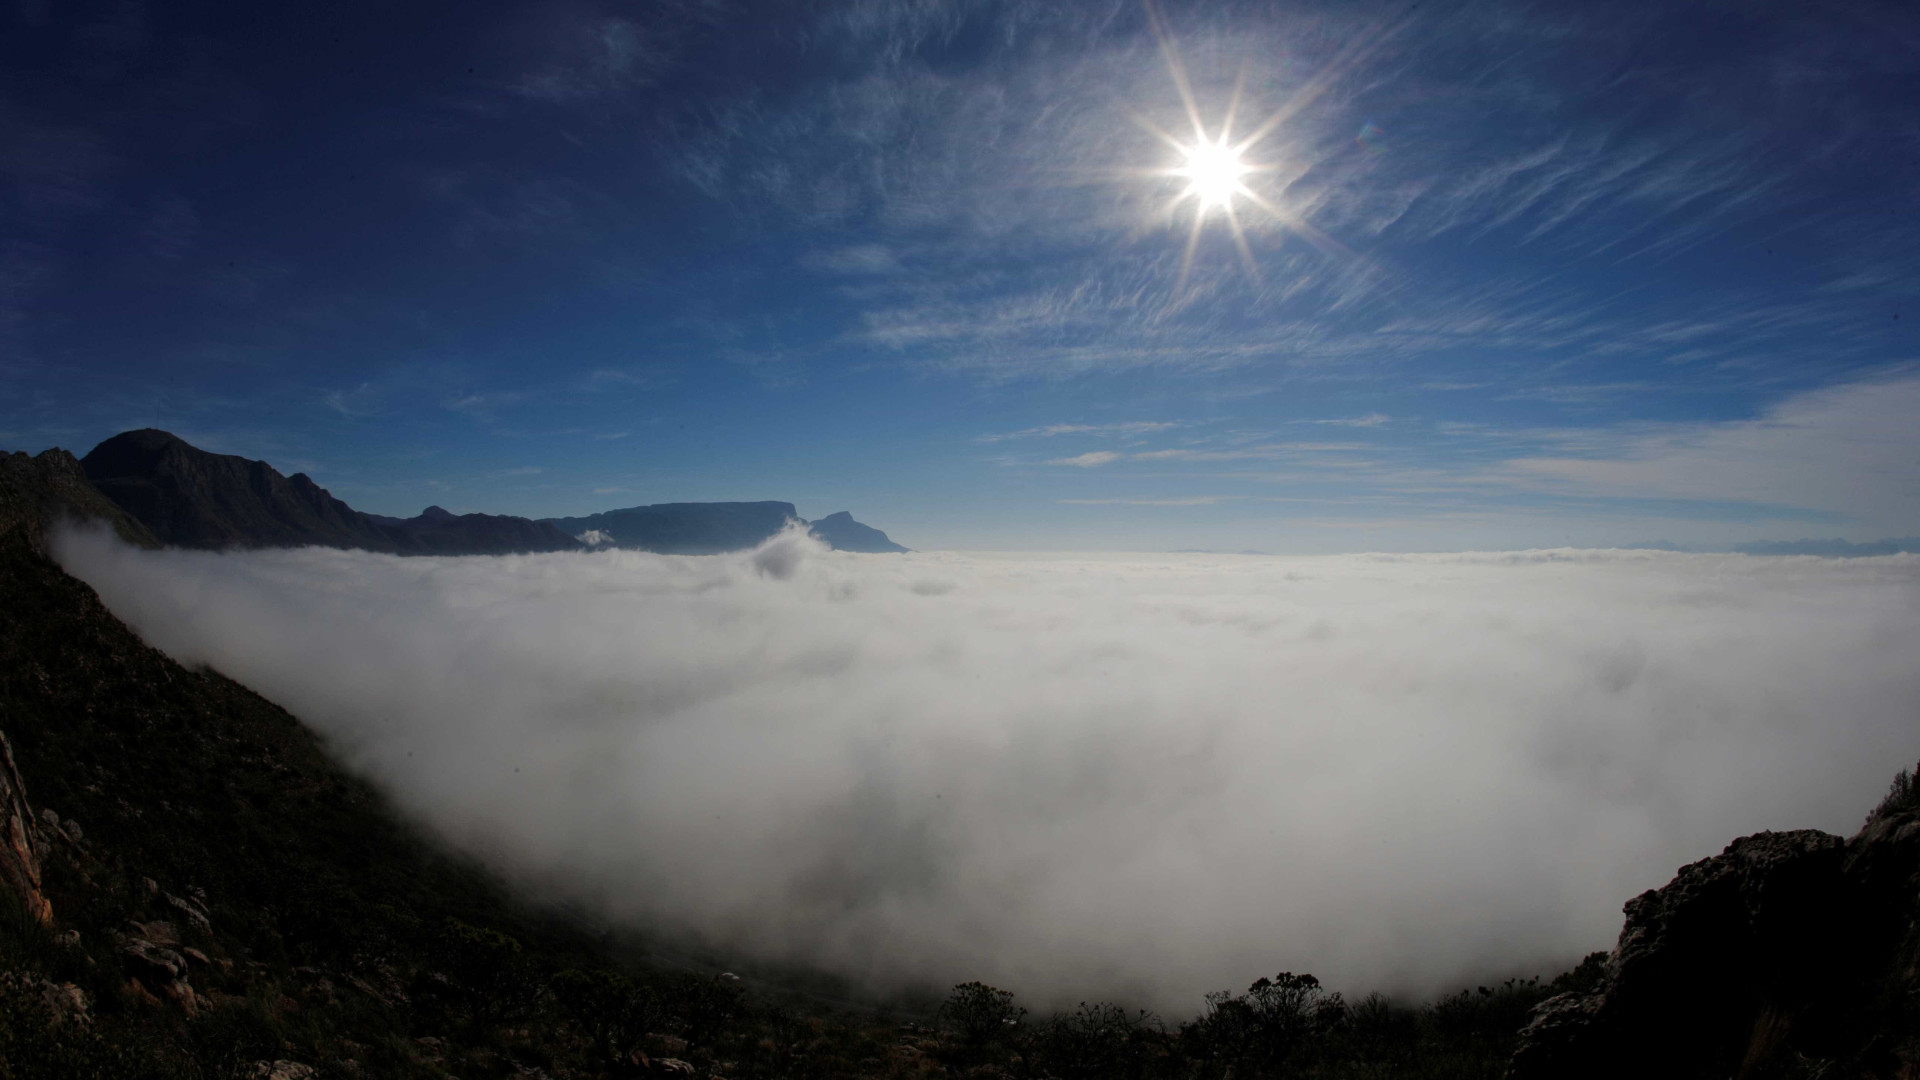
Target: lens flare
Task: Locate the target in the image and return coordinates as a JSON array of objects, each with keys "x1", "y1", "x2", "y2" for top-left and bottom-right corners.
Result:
[
  {"x1": 1132, "y1": 0, "x2": 1383, "y2": 291},
  {"x1": 1176, "y1": 137, "x2": 1251, "y2": 211}
]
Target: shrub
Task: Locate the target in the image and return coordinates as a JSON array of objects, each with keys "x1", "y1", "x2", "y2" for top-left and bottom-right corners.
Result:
[
  {"x1": 1549, "y1": 951, "x2": 1609, "y2": 996},
  {"x1": 938, "y1": 981, "x2": 1025, "y2": 1062},
  {"x1": 551, "y1": 968, "x2": 659, "y2": 1069},
  {"x1": 1026, "y1": 1001, "x2": 1158, "y2": 1080},
  {"x1": 1346, "y1": 991, "x2": 1419, "y2": 1056},
  {"x1": 1870, "y1": 762, "x2": 1920, "y2": 822},
  {"x1": 424, "y1": 918, "x2": 539, "y2": 1026},
  {"x1": 1428, "y1": 978, "x2": 1551, "y2": 1042},
  {"x1": 671, "y1": 973, "x2": 744, "y2": 1051},
  {"x1": 1181, "y1": 971, "x2": 1343, "y2": 1075},
  {"x1": 180, "y1": 1002, "x2": 283, "y2": 1080}
]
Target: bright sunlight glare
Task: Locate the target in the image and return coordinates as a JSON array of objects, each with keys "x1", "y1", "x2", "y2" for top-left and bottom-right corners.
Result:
[{"x1": 1176, "y1": 137, "x2": 1250, "y2": 211}]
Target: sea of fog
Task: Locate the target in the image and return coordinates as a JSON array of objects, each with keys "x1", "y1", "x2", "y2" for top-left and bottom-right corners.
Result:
[{"x1": 55, "y1": 525, "x2": 1920, "y2": 1011}]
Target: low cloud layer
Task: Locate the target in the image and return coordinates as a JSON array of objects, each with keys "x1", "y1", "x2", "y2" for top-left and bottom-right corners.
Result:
[{"x1": 56, "y1": 528, "x2": 1920, "y2": 1010}]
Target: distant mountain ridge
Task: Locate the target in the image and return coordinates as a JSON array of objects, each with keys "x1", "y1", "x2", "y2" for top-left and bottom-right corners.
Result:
[
  {"x1": 81, "y1": 430, "x2": 580, "y2": 556},
  {"x1": 542, "y1": 503, "x2": 908, "y2": 554},
  {"x1": 65, "y1": 429, "x2": 907, "y2": 557}
]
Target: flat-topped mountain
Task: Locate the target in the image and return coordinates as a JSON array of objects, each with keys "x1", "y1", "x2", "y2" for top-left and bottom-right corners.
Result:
[{"x1": 80, "y1": 430, "x2": 579, "y2": 556}]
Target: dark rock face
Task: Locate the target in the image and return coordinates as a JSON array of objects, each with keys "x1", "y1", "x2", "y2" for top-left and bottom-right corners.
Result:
[
  {"x1": 0, "y1": 447, "x2": 158, "y2": 554},
  {"x1": 83, "y1": 429, "x2": 393, "y2": 552},
  {"x1": 543, "y1": 501, "x2": 803, "y2": 555},
  {"x1": 80, "y1": 430, "x2": 578, "y2": 556},
  {"x1": 807, "y1": 510, "x2": 908, "y2": 553},
  {"x1": 1509, "y1": 805, "x2": 1920, "y2": 1078}
]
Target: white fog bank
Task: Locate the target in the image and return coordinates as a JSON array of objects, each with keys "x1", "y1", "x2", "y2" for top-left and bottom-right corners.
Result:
[{"x1": 55, "y1": 527, "x2": 1920, "y2": 1009}]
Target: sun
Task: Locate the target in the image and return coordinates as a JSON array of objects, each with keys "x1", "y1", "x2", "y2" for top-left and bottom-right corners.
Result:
[
  {"x1": 1140, "y1": 98, "x2": 1287, "y2": 288},
  {"x1": 1130, "y1": 0, "x2": 1363, "y2": 290},
  {"x1": 1175, "y1": 136, "x2": 1252, "y2": 213}
]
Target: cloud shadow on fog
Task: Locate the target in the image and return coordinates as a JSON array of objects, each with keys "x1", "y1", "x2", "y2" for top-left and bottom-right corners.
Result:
[{"x1": 52, "y1": 524, "x2": 1920, "y2": 1010}]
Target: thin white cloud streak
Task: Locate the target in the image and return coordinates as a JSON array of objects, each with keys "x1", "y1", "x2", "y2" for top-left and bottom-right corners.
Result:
[
  {"x1": 1048, "y1": 450, "x2": 1120, "y2": 467},
  {"x1": 55, "y1": 528, "x2": 1920, "y2": 1010},
  {"x1": 1505, "y1": 371, "x2": 1920, "y2": 532},
  {"x1": 978, "y1": 421, "x2": 1181, "y2": 442},
  {"x1": 1301, "y1": 413, "x2": 1390, "y2": 428},
  {"x1": 1058, "y1": 496, "x2": 1241, "y2": 506}
]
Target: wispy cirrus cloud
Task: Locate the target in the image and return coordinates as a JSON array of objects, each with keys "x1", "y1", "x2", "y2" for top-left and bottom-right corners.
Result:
[
  {"x1": 1048, "y1": 450, "x2": 1121, "y2": 468},
  {"x1": 802, "y1": 244, "x2": 901, "y2": 274},
  {"x1": 1131, "y1": 443, "x2": 1365, "y2": 462},
  {"x1": 1053, "y1": 442, "x2": 1369, "y2": 466},
  {"x1": 1058, "y1": 495, "x2": 1243, "y2": 506},
  {"x1": 1299, "y1": 413, "x2": 1390, "y2": 428},
  {"x1": 322, "y1": 383, "x2": 383, "y2": 419},
  {"x1": 978, "y1": 421, "x2": 1182, "y2": 442},
  {"x1": 443, "y1": 390, "x2": 525, "y2": 417},
  {"x1": 647, "y1": 0, "x2": 1916, "y2": 397},
  {"x1": 1500, "y1": 369, "x2": 1920, "y2": 533}
]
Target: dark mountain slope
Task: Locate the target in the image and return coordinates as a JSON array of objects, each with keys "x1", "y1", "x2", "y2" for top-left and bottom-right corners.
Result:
[
  {"x1": 0, "y1": 452, "x2": 622, "y2": 1075},
  {"x1": 807, "y1": 511, "x2": 908, "y2": 553},
  {"x1": 1, "y1": 447, "x2": 160, "y2": 553},
  {"x1": 80, "y1": 430, "x2": 579, "y2": 556},
  {"x1": 82, "y1": 429, "x2": 398, "y2": 552},
  {"x1": 0, "y1": 450, "x2": 915, "y2": 1078}
]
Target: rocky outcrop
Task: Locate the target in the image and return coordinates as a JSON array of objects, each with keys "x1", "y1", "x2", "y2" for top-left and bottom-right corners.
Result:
[
  {"x1": 1509, "y1": 776, "x2": 1920, "y2": 1078},
  {"x1": 80, "y1": 430, "x2": 579, "y2": 555},
  {"x1": 0, "y1": 728, "x2": 52, "y2": 925},
  {"x1": 807, "y1": 510, "x2": 908, "y2": 553}
]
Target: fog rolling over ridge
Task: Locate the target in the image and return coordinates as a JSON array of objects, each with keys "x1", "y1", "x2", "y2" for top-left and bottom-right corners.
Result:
[{"x1": 54, "y1": 525, "x2": 1920, "y2": 1009}]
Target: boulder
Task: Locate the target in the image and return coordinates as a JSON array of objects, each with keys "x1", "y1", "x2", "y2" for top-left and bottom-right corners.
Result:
[
  {"x1": 119, "y1": 933, "x2": 188, "y2": 982},
  {"x1": 1509, "y1": 779, "x2": 1920, "y2": 1078}
]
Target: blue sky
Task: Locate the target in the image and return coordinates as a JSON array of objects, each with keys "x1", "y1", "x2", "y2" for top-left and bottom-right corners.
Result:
[{"x1": 4, "y1": 0, "x2": 1917, "y2": 551}]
